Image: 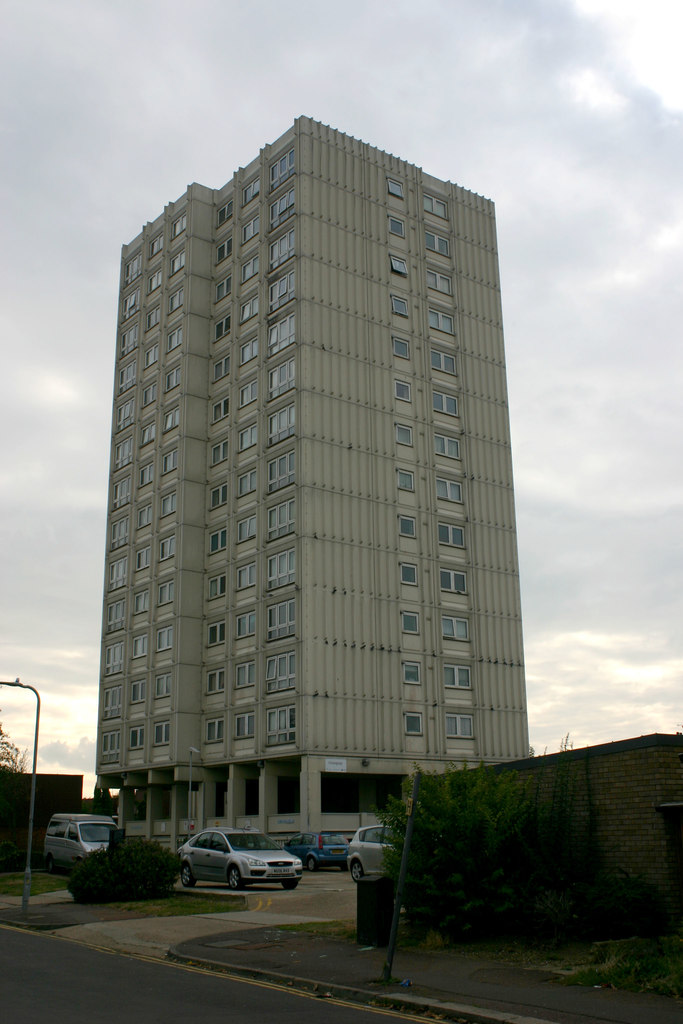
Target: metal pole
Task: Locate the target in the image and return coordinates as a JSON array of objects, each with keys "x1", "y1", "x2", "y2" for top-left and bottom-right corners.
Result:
[
  {"x1": 0, "y1": 678, "x2": 40, "y2": 913},
  {"x1": 382, "y1": 771, "x2": 420, "y2": 983}
]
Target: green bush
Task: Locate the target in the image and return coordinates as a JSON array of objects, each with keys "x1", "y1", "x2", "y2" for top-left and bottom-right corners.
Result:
[
  {"x1": 0, "y1": 840, "x2": 23, "y2": 872},
  {"x1": 574, "y1": 873, "x2": 669, "y2": 940},
  {"x1": 68, "y1": 839, "x2": 178, "y2": 903}
]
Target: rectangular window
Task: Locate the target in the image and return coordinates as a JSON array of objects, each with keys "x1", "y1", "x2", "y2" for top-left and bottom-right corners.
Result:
[
  {"x1": 215, "y1": 274, "x2": 232, "y2": 302},
  {"x1": 434, "y1": 434, "x2": 460, "y2": 459},
  {"x1": 239, "y1": 339, "x2": 258, "y2": 366},
  {"x1": 212, "y1": 439, "x2": 229, "y2": 464},
  {"x1": 210, "y1": 483, "x2": 228, "y2": 508},
  {"x1": 237, "y1": 562, "x2": 256, "y2": 589},
  {"x1": 149, "y1": 234, "x2": 163, "y2": 257},
  {"x1": 215, "y1": 312, "x2": 231, "y2": 341},
  {"x1": 432, "y1": 349, "x2": 457, "y2": 375},
  {"x1": 103, "y1": 685, "x2": 122, "y2": 717},
  {"x1": 122, "y1": 290, "x2": 139, "y2": 320},
  {"x1": 235, "y1": 712, "x2": 255, "y2": 738},
  {"x1": 146, "y1": 306, "x2": 160, "y2": 331},
  {"x1": 267, "y1": 599, "x2": 295, "y2": 640},
  {"x1": 101, "y1": 730, "x2": 120, "y2": 762},
  {"x1": 400, "y1": 563, "x2": 417, "y2": 585},
  {"x1": 162, "y1": 448, "x2": 178, "y2": 474},
  {"x1": 268, "y1": 450, "x2": 295, "y2": 491},
  {"x1": 237, "y1": 515, "x2": 256, "y2": 542},
  {"x1": 429, "y1": 309, "x2": 454, "y2": 334},
  {"x1": 242, "y1": 215, "x2": 259, "y2": 244},
  {"x1": 267, "y1": 548, "x2": 295, "y2": 588},
  {"x1": 436, "y1": 478, "x2": 463, "y2": 503},
  {"x1": 207, "y1": 668, "x2": 225, "y2": 693},
  {"x1": 165, "y1": 366, "x2": 181, "y2": 392},
  {"x1": 268, "y1": 313, "x2": 295, "y2": 355},
  {"x1": 160, "y1": 492, "x2": 176, "y2": 517},
  {"x1": 236, "y1": 662, "x2": 255, "y2": 688},
  {"x1": 114, "y1": 437, "x2": 133, "y2": 468},
  {"x1": 270, "y1": 148, "x2": 294, "y2": 190},
  {"x1": 148, "y1": 269, "x2": 162, "y2": 293},
  {"x1": 269, "y1": 270, "x2": 295, "y2": 311},
  {"x1": 117, "y1": 399, "x2": 135, "y2": 430},
  {"x1": 390, "y1": 255, "x2": 408, "y2": 275},
  {"x1": 172, "y1": 212, "x2": 186, "y2": 238},
  {"x1": 137, "y1": 504, "x2": 152, "y2": 528},
  {"x1": 446, "y1": 714, "x2": 473, "y2": 738},
  {"x1": 243, "y1": 177, "x2": 260, "y2": 205},
  {"x1": 425, "y1": 230, "x2": 449, "y2": 256},
  {"x1": 118, "y1": 362, "x2": 136, "y2": 393},
  {"x1": 236, "y1": 611, "x2": 256, "y2": 637},
  {"x1": 158, "y1": 579, "x2": 174, "y2": 605},
  {"x1": 398, "y1": 515, "x2": 415, "y2": 537},
  {"x1": 239, "y1": 379, "x2": 258, "y2": 407},
  {"x1": 168, "y1": 286, "x2": 184, "y2": 312},
  {"x1": 159, "y1": 535, "x2": 175, "y2": 560},
  {"x1": 107, "y1": 599, "x2": 125, "y2": 631},
  {"x1": 140, "y1": 422, "x2": 155, "y2": 447},
  {"x1": 217, "y1": 199, "x2": 233, "y2": 226},
  {"x1": 142, "y1": 382, "x2": 157, "y2": 407},
  {"x1": 216, "y1": 236, "x2": 233, "y2": 263},
  {"x1": 163, "y1": 407, "x2": 179, "y2": 432},
  {"x1": 387, "y1": 177, "x2": 404, "y2": 198},
  {"x1": 157, "y1": 625, "x2": 174, "y2": 651},
  {"x1": 237, "y1": 469, "x2": 256, "y2": 496},
  {"x1": 120, "y1": 324, "x2": 138, "y2": 355},
  {"x1": 433, "y1": 391, "x2": 458, "y2": 416},
  {"x1": 206, "y1": 718, "x2": 224, "y2": 743},
  {"x1": 391, "y1": 295, "x2": 408, "y2": 317},
  {"x1": 401, "y1": 611, "x2": 419, "y2": 634},
  {"x1": 213, "y1": 397, "x2": 230, "y2": 422},
  {"x1": 131, "y1": 679, "x2": 146, "y2": 703},
  {"x1": 238, "y1": 424, "x2": 257, "y2": 452},
  {"x1": 427, "y1": 269, "x2": 452, "y2": 294},
  {"x1": 268, "y1": 403, "x2": 295, "y2": 444},
  {"x1": 440, "y1": 568, "x2": 467, "y2": 593},
  {"x1": 267, "y1": 705, "x2": 295, "y2": 744},
  {"x1": 444, "y1": 664, "x2": 471, "y2": 688},
  {"x1": 266, "y1": 651, "x2": 295, "y2": 692},
  {"x1": 210, "y1": 528, "x2": 227, "y2": 552},
  {"x1": 136, "y1": 546, "x2": 151, "y2": 571},
  {"x1": 155, "y1": 672, "x2": 172, "y2": 697},
  {"x1": 112, "y1": 477, "x2": 131, "y2": 509},
  {"x1": 213, "y1": 355, "x2": 230, "y2": 382},
  {"x1": 104, "y1": 641, "x2": 123, "y2": 675},
  {"x1": 241, "y1": 254, "x2": 259, "y2": 283},
  {"x1": 397, "y1": 469, "x2": 414, "y2": 491},
  {"x1": 442, "y1": 616, "x2": 469, "y2": 640},
  {"x1": 268, "y1": 359, "x2": 295, "y2": 400},
  {"x1": 394, "y1": 380, "x2": 411, "y2": 401},
  {"x1": 132, "y1": 634, "x2": 147, "y2": 658},
  {"x1": 402, "y1": 662, "x2": 420, "y2": 684},
  {"x1": 269, "y1": 187, "x2": 295, "y2": 229},
  {"x1": 208, "y1": 621, "x2": 226, "y2": 645},
  {"x1": 209, "y1": 573, "x2": 226, "y2": 599},
  {"x1": 388, "y1": 216, "x2": 405, "y2": 237},
  {"x1": 154, "y1": 721, "x2": 170, "y2": 745},
  {"x1": 404, "y1": 712, "x2": 423, "y2": 735},
  {"x1": 167, "y1": 326, "x2": 182, "y2": 352},
  {"x1": 268, "y1": 498, "x2": 295, "y2": 539},
  {"x1": 396, "y1": 424, "x2": 412, "y2": 445},
  {"x1": 438, "y1": 522, "x2": 465, "y2": 547},
  {"x1": 133, "y1": 590, "x2": 149, "y2": 614},
  {"x1": 424, "y1": 194, "x2": 448, "y2": 218},
  {"x1": 124, "y1": 253, "x2": 142, "y2": 284},
  {"x1": 270, "y1": 228, "x2": 295, "y2": 269}
]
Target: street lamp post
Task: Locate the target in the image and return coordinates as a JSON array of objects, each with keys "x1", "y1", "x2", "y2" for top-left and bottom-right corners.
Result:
[
  {"x1": 0, "y1": 678, "x2": 40, "y2": 913},
  {"x1": 188, "y1": 746, "x2": 199, "y2": 834}
]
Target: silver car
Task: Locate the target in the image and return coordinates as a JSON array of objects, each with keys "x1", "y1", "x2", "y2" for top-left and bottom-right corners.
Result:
[
  {"x1": 347, "y1": 825, "x2": 390, "y2": 881},
  {"x1": 178, "y1": 828, "x2": 302, "y2": 890}
]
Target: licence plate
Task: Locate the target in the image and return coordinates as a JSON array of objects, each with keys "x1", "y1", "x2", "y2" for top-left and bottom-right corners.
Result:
[
  {"x1": 329, "y1": 848, "x2": 344, "y2": 854},
  {"x1": 271, "y1": 867, "x2": 290, "y2": 874}
]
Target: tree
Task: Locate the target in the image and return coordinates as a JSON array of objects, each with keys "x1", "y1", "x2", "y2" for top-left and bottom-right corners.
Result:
[{"x1": 0, "y1": 717, "x2": 29, "y2": 839}]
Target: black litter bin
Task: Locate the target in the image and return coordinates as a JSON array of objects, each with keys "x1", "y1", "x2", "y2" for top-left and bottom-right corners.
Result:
[{"x1": 356, "y1": 876, "x2": 394, "y2": 946}]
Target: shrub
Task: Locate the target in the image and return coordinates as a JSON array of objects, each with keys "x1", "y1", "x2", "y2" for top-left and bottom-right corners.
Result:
[
  {"x1": 0, "y1": 840, "x2": 23, "y2": 872},
  {"x1": 574, "y1": 873, "x2": 669, "y2": 940},
  {"x1": 68, "y1": 839, "x2": 178, "y2": 903}
]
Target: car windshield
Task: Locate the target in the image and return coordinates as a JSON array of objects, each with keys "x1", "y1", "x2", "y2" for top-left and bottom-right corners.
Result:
[
  {"x1": 79, "y1": 824, "x2": 115, "y2": 842},
  {"x1": 227, "y1": 832, "x2": 280, "y2": 852},
  {"x1": 322, "y1": 834, "x2": 347, "y2": 844}
]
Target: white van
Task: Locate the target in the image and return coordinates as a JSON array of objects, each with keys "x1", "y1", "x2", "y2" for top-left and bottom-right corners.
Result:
[{"x1": 44, "y1": 814, "x2": 117, "y2": 873}]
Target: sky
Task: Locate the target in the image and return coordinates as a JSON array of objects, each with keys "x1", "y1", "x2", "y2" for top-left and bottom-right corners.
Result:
[{"x1": 1, "y1": 0, "x2": 681, "y2": 795}]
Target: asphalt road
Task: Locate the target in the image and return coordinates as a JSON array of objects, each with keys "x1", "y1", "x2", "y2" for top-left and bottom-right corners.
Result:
[{"x1": 1, "y1": 925, "x2": 416, "y2": 1024}]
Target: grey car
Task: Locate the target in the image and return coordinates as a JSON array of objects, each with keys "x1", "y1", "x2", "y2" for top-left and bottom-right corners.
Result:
[
  {"x1": 347, "y1": 825, "x2": 390, "y2": 881},
  {"x1": 178, "y1": 828, "x2": 302, "y2": 890}
]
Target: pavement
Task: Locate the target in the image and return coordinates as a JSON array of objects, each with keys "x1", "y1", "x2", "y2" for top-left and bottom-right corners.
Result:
[{"x1": 1, "y1": 882, "x2": 681, "y2": 1024}]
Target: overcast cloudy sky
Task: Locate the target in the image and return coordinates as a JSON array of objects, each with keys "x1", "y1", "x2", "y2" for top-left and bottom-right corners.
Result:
[{"x1": 1, "y1": 0, "x2": 681, "y2": 794}]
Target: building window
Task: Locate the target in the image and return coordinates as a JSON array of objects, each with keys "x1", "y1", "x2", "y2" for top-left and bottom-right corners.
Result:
[
  {"x1": 442, "y1": 616, "x2": 469, "y2": 640},
  {"x1": 267, "y1": 599, "x2": 295, "y2": 640},
  {"x1": 124, "y1": 253, "x2": 142, "y2": 284},
  {"x1": 267, "y1": 705, "x2": 295, "y2": 744},
  {"x1": 118, "y1": 362, "x2": 136, "y2": 393},
  {"x1": 238, "y1": 424, "x2": 257, "y2": 452},
  {"x1": 208, "y1": 621, "x2": 226, "y2": 646},
  {"x1": 217, "y1": 199, "x2": 233, "y2": 225},
  {"x1": 161, "y1": 448, "x2": 178, "y2": 474},
  {"x1": 235, "y1": 712, "x2": 255, "y2": 738},
  {"x1": 101, "y1": 731, "x2": 120, "y2": 763},
  {"x1": 210, "y1": 483, "x2": 228, "y2": 509},
  {"x1": 436, "y1": 478, "x2": 463, "y2": 503},
  {"x1": 114, "y1": 438, "x2": 133, "y2": 468},
  {"x1": 215, "y1": 274, "x2": 232, "y2": 303},
  {"x1": 402, "y1": 662, "x2": 420, "y2": 684},
  {"x1": 269, "y1": 187, "x2": 295, "y2": 229},
  {"x1": 155, "y1": 673, "x2": 172, "y2": 697},
  {"x1": 440, "y1": 568, "x2": 467, "y2": 593},
  {"x1": 388, "y1": 216, "x2": 405, "y2": 237},
  {"x1": 154, "y1": 721, "x2": 170, "y2": 745},
  {"x1": 104, "y1": 642, "x2": 123, "y2": 675},
  {"x1": 207, "y1": 669, "x2": 225, "y2": 693},
  {"x1": 103, "y1": 685, "x2": 122, "y2": 718},
  {"x1": 134, "y1": 590, "x2": 149, "y2": 614},
  {"x1": 213, "y1": 355, "x2": 230, "y2": 381},
  {"x1": 267, "y1": 548, "x2": 295, "y2": 589},
  {"x1": 427, "y1": 269, "x2": 452, "y2": 294},
  {"x1": 158, "y1": 579, "x2": 174, "y2": 605},
  {"x1": 270, "y1": 148, "x2": 294, "y2": 190},
  {"x1": 209, "y1": 573, "x2": 227, "y2": 598},
  {"x1": 241, "y1": 254, "x2": 259, "y2": 283},
  {"x1": 444, "y1": 664, "x2": 471, "y2": 688},
  {"x1": 433, "y1": 391, "x2": 458, "y2": 416},
  {"x1": 216, "y1": 236, "x2": 233, "y2": 263},
  {"x1": 390, "y1": 255, "x2": 408, "y2": 275},
  {"x1": 391, "y1": 295, "x2": 409, "y2": 317},
  {"x1": 424, "y1": 194, "x2": 448, "y2": 218},
  {"x1": 160, "y1": 491, "x2": 177, "y2": 517},
  {"x1": 132, "y1": 634, "x2": 148, "y2": 658},
  {"x1": 396, "y1": 424, "x2": 413, "y2": 446},
  {"x1": 240, "y1": 336, "x2": 258, "y2": 363},
  {"x1": 167, "y1": 326, "x2": 182, "y2": 352},
  {"x1": 169, "y1": 250, "x2": 185, "y2": 276},
  {"x1": 136, "y1": 546, "x2": 151, "y2": 571},
  {"x1": 131, "y1": 679, "x2": 146, "y2": 703},
  {"x1": 157, "y1": 625, "x2": 173, "y2": 651},
  {"x1": 401, "y1": 611, "x2": 419, "y2": 634},
  {"x1": 212, "y1": 439, "x2": 229, "y2": 464},
  {"x1": 168, "y1": 286, "x2": 184, "y2": 312},
  {"x1": 129, "y1": 726, "x2": 144, "y2": 749},
  {"x1": 446, "y1": 714, "x2": 473, "y2": 738},
  {"x1": 268, "y1": 498, "x2": 295, "y2": 539},
  {"x1": 159, "y1": 535, "x2": 176, "y2": 561},
  {"x1": 140, "y1": 422, "x2": 155, "y2": 447},
  {"x1": 236, "y1": 662, "x2": 255, "y2": 688},
  {"x1": 398, "y1": 515, "x2": 416, "y2": 538},
  {"x1": 438, "y1": 522, "x2": 465, "y2": 547},
  {"x1": 269, "y1": 270, "x2": 295, "y2": 311},
  {"x1": 206, "y1": 718, "x2": 224, "y2": 743},
  {"x1": 268, "y1": 358, "x2": 295, "y2": 399},
  {"x1": 236, "y1": 611, "x2": 256, "y2": 638},
  {"x1": 404, "y1": 712, "x2": 422, "y2": 735},
  {"x1": 112, "y1": 477, "x2": 131, "y2": 509},
  {"x1": 387, "y1": 177, "x2": 404, "y2": 198},
  {"x1": 237, "y1": 516, "x2": 256, "y2": 543},
  {"x1": 425, "y1": 230, "x2": 449, "y2": 256},
  {"x1": 268, "y1": 313, "x2": 295, "y2": 355},
  {"x1": 165, "y1": 366, "x2": 181, "y2": 392},
  {"x1": 146, "y1": 307, "x2": 160, "y2": 331},
  {"x1": 429, "y1": 309, "x2": 454, "y2": 334},
  {"x1": 137, "y1": 504, "x2": 152, "y2": 529},
  {"x1": 122, "y1": 290, "x2": 139, "y2": 320},
  {"x1": 431, "y1": 349, "x2": 456, "y2": 374},
  {"x1": 268, "y1": 403, "x2": 295, "y2": 444},
  {"x1": 142, "y1": 382, "x2": 157, "y2": 407},
  {"x1": 237, "y1": 562, "x2": 256, "y2": 589},
  {"x1": 237, "y1": 469, "x2": 256, "y2": 496},
  {"x1": 163, "y1": 407, "x2": 179, "y2": 432},
  {"x1": 149, "y1": 234, "x2": 163, "y2": 257},
  {"x1": 210, "y1": 528, "x2": 227, "y2": 552},
  {"x1": 242, "y1": 215, "x2": 259, "y2": 244},
  {"x1": 239, "y1": 379, "x2": 258, "y2": 408},
  {"x1": 116, "y1": 399, "x2": 135, "y2": 430},
  {"x1": 172, "y1": 212, "x2": 186, "y2": 238},
  {"x1": 397, "y1": 469, "x2": 414, "y2": 491},
  {"x1": 394, "y1": 380, "x2": 411, "y2": 401},
  {"x1": 266, "y1": 651, "x2": 295, "y2": 692},
  {"x1": 148, "y1": 269, "x2": 162, "y2": 294},
  {"x1": 392, "y1": 336, "x2": 409, "y2": 359},
  {"x1": 107, "y1": 599, "x2": 125, "y2": 631},
  {"x1": 435, "y1": 434, "x2": 460, "y2": 459},
  {"x1": 213, "y1": 397, "x2": 230, "y2": 422},
  {"x1": 243, "y1": 177, "x2": 260, "y2": 205},
  {"x1": 268, "y1": 450, "x2": 295, "y2": 491},
  {"x1": 400, "y1": 563, "x2": 417, "y2": 585},
  {"x1": 270, "y1": 228, "x2": 295, "y2": 269},
  {"x1": 120, "y1": 324, "x2": 138, "y2": 355}
]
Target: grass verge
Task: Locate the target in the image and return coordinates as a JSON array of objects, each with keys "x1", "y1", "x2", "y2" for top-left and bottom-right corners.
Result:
[
  {"x1": 0, "y1": 872, "x2": 69, "y2": 897},
  {"x1": 564, "y1": 933, "x2": 683, "y2": 999},
  {"x1": 103, "y1": 892, "x2": 246, "y2": 916}
]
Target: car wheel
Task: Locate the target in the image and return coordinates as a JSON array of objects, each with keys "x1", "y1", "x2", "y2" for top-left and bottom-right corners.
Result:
[
  {"x1": 180, "y1": 862, "x2": 196, "y2": 888},
  {"x1": 350, "y1": 859, "x2": 364, "y2": 882},
  {"x1": 45, "y1": 854, "x2": 55, "y2": 875},
  {"x1": 306, "y1": 855, "x2": 318, "y2": 872},
  {"x1": 227, "y1": 865, "x2": 243, "y2": 890},
  {"x1": 281, "y1": 879, "x2": 299, "y2": 890}
]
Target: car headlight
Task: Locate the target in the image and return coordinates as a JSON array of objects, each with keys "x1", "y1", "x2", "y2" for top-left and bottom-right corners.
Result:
[
  {"x1": 293, "y1": 858, "x2": 302, "y2": 868},
  {"x1": 244, "y1": 856, "x2": 266, "y2": 868}
]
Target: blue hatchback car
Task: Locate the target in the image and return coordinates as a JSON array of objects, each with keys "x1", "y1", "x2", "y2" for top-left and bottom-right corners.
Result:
[{"x1": 284, "y1": 831, "x2": 349, "y2": 871}]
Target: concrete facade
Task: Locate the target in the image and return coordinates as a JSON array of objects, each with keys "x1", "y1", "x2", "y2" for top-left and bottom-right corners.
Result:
[{"x1": 96, "y1": 118, "x2": 527, "y2": 844}]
